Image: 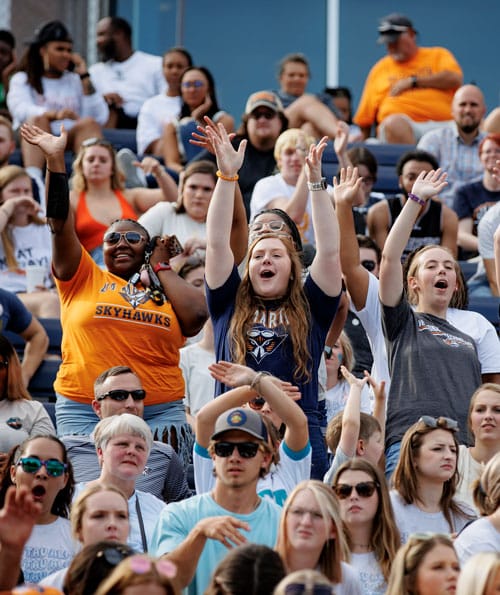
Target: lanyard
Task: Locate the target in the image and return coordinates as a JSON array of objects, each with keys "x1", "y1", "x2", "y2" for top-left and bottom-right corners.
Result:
[{"x1": 135, "y1": 493, "x2": 148, "y2": 553}]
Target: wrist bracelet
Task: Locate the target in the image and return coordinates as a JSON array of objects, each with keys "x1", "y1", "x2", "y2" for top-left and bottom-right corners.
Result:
[
  {"x1": 307, "y1": 177, "x2": 327, "y2": 191},
  {"x1": 79, "y1": 72, "x2": 90, "y2": 80},
  {"x1": 153, "y1": 262, "x2": 172, "y2": 273},
  {"x1": 216, "y1": 170, "x2": 239, "y2": 182},
  {"x1": 249, "y1": 371, "x2": 271, "y2": 393},
  {"x1": 408, "y1": 192, "x2": 425, "y2": 206}
]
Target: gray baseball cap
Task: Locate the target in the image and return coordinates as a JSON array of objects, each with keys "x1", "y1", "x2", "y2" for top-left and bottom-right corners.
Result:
[
  {"x1": 211, "y1": 408, "x2": 268, "y2": 441},
  {"x1": 378, "y1": 13, "x2": 415, "y2": 44}
]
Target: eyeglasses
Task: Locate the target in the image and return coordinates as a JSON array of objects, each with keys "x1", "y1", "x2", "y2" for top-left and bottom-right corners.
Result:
[
  {"x1": 214, "y1": 441, "x2": 260, "y2": 458},
  {"x1": 334, "y1": 481, "x2": 379, "y2": 499},
  {"x1": 82, "y1": 137, "x2": 113, "y2": 148},
  {"x1": 249, "y1": 219, "x2": 288, "y2": 233},
  {"x1": 248, "y1": 397, "x2": 266, "y2": 411},
  {"x1": 103, "y1": 231, "x2": 146, "y2": 246},
  {"x1": 361, "y1": 259, "x2": 377, "y2": 272},
  {"x1": 128, "y1": 555, "x2": 177, "y2": 578},
  {"x1": 96, "y1": 544, "x2": 134, "y2": 566},
  {"x1": 250, "y1": 110, "x2": 277, "y2": 120},
  {"x1": 97, "y1": 389, "x2": 147, "y2": 402},
  {"x1": 324, "y1": 346, "x2": 333, "y2": 360},
  {"x1": 285, "y1": 585, "x2": 334, "y2": 595},
  {"x1": 288, "y1": 506, "x2": 324, "y2": 521},
  {"x1": 418, "y1": 416, "x2": 459, "y2": 432},
  {"x1": 181, "y1": 80, "x2": 205, "y2": 89},
  {"x1": 17, "y1": 456, "x2": 68, "y2": 477},
  {"x1": 0, "y1": 360, "x2": 8, "y2": 369}
]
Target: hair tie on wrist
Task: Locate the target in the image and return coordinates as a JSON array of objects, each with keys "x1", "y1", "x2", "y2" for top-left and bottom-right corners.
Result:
[
  {"x1": 216, "y1": 170, "x2": 239, "y2": 182},
  {"x1": 408, "y1": 192, "x2": 425, "y2": 206}
]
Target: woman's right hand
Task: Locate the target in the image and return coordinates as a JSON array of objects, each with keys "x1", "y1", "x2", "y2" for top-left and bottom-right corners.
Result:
[
  {"x1": 340, "y1": 365, "x2": 368, "y2": 389},
  {"x1": 333, "y1": 166, "x2": 363, "y2": 206},
  {"x1": 20, "y1": 123, "x2": 68, "y2": 157},
  {"x1": 205, "y1": 122, "x2": 246, "y2": 176},
  {"x1": 410, "y1": 168, "x2": 448, "y2": 203},
  {"x1": 0, "y1": 196, "x2": 43, "y2": 219}
]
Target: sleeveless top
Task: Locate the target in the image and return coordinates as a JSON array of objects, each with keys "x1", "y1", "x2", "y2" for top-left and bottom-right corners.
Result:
[{"x1": 75, "y1": 190, "x2": 137, "y2": 252}]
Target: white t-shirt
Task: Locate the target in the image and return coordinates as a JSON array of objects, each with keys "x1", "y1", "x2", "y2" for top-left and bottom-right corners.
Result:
[
  {"x1": 138, "y1": 202, "x2": 206, "y2": 247},
  {"x1": 0, "y1": 223, "x2": 53, "y2": 293},
  {"x1": 136, "y1": 93, "x2": 181, "y2": 155},
  {"x1": 324, "y1": 380, "x2": 373, "y2": 424},
  {"x1": 0, "y1": 399, "x2": 55, "y2": 453},
  {"x1": 89, "y1": 51, "x2": 166, "y2": 118},
  {"x1": 390, "y1": 490, "x2": 474, "y2": 543},
  {"x1": 456, "y1": 444, "x2": 483, "y2": 511},
  {"x1": 7, "y1": 70, "x2": 108, "y2": 131},
  {"x1": 454, "y1": 516, "x2": 500, "y2": 564},
  {"x1": 336, "y1": 561, "x2": 363, "y2": 595},
  {"x1": 39, "y1": 567, "x2": 67, "y2": 590},
  {"x1": 350, "y1": 551, "x2": 386, "y2": 595},
  {"x1": 179, "y1": 342, "x2": 215, "y2": 416},
  {"x1": 21, "y1": 516, "x2": 76, "y2": 583}
]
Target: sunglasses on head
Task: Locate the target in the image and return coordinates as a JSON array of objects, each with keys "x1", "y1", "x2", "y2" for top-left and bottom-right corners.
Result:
[
  {"x1": 333, "y1": 481, "x2": 379, "y2": 499},
  {"x1": 250, "y1": 219, "x2": 288, "y2": 233},
  {"x1": 17, "y1": 456, "x2": 67, "y2": 477},
  {"x1": 285, "y1": 585, "x2": 334, "y2": 595},
  {"x1": 418, "y1": 415, "x2": 458, "y2": 432},
  {"x1": 248, "y1": 396, "x2": 266, "y2": 411},
  {"x1": 214, "y1": 441, "x2": 260, "y2": 458},
  {"x1": 96, "y1": 544, "x2": 134, "y2": 566},
  {"x1": 82, "y1": 137, "x2": 113, "y2": 148},
  {"x1": 103, "y1": 231, "x2": 146, "y2": 246},
  {"x1": 97, "y1": 389, "x2": 146, "y2": 402},
  {"x1": 361, "y1": 259, "x2": 377, "y2": 272},
  {"x1": 128, "y1": 555, "x2": 177, "y2": 578}
]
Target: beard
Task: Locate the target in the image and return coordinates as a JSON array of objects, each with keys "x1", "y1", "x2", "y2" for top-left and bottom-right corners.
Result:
[
  {"x1": 458, "y1": 122, "x2": 479, "y2": 134},
  {"x1": 99, "y1": 39, "x2": 116, "y2": 61}
]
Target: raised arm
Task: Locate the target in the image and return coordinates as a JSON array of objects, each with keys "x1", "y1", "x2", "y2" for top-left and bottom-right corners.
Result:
[
  {"x1": 334, "y1": 167, "x2": 370, "y2": 310},
  {"x1": 495, "y1": 224, "x2": 500, "y2": 296},
  {"x1": 19, "y1": 316, "x2": 49, "y2": 388},
  {"x1": 204, "y1": 122, "x2": 247, "y2": 289},
  {"x1": 307, "y1": 137, "x2": 342, "y2": 297},
  {"x1": 125, "y1": 156, "x2": 178, "y2": 213},
  {"x1": 207, "y1": 361, "x2": 308, "y2": 452},
  {"x1": 379, "y1": 169, "x2": 448, "y2": 306},
  {"x1": 20, "y1": 123, "x2": 82, "y2": 281}
]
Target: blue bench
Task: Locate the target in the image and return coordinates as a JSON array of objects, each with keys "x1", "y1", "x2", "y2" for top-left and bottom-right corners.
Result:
[{"x1": 468, "y1": 297, "x2": 500, "y2": 333}]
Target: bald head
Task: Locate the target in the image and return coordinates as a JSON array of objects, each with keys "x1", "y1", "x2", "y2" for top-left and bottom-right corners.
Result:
[{"x1": 452, "y1": 85, "x2": 486, "y2": 134}]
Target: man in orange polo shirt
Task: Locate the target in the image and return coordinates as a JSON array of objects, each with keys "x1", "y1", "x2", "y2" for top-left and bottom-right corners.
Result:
[{"x1": 354, "y1": 13, "x2": 463, "y2": 144}]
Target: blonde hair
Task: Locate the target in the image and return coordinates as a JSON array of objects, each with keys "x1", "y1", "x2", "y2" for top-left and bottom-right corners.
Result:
[
  {"x1": 229, "y1": 233, "x2": 311, "y2": 382},
  {"x1": 273, "y1": 569, "x2": 333, "y2": 595},
  {"x1": 276, "y1": 480, "x2": 348, "y2": 584},
  {"x1": 71, "y1": 140, "x2": 125, "y2": 193},
  {"x1": 456, "y1": 552, "x2": 500, "y2": 595},
  {"x1": 274, "y1": 128, "x2": 315, "y2": 164},
  {"x1": 94, "y1": 414, "x2": 153, "y2": 455},
  {"x1": 467, "y1": 383, "x2": 500, "y2": 441},
  {"x1": 0, "y1": 165, "x2": 45, "y2": 270},
  {"x1": 71, "y1": 484, "x2": 129, "y2": 542},
  {"x1": 472, "y1": 451, "x2": 500, "y2": 515}
]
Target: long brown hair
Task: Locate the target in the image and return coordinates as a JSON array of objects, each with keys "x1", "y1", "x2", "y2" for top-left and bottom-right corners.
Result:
[
  {"x1": 229, "y1": 233, "x2": 311, "y2": 381},
  {"x1": 0, "y1": 334, "x2": 31, "y2": 401},
  {"x1": 0, "y1": 165, "x2": 45, "y2": 270},
  {"x1": 392, "y1": 419, "x2": 473, "y2": 531},
  {"x1": 333, "y1": 458, "x2": 400, "y2": 581}
]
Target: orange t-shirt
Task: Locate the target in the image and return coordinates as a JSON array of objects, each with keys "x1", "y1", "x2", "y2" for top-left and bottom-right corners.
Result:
[
  {"x1": 75, "y1": 190, "x2": 138, "y2": 252},
  {"x1": 354, "y1": 47, "x2": 462, "y2": 127},
  {"x1": 54, "y1": 250, "x2": 185, "y2": 405}
]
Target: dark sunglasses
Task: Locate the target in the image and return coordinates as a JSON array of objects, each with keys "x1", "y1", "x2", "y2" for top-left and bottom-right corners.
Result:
[
  {"x1": 361, "y1": 259, "x2": 377, "y2": 272},
  {"x1": 214, "y1": 441, "x2": 260, "y2": 458},
  {"x1": 97, "y1": 389, "x2": 147, "y2": 402},
  {"x1": 82, "y1": 137, "x2": 113, "y2": 148},
  {"x1": 285, "y1": 585, "x2": 334, "y2": 595},
  {"x1": 17, "y1": 456, "x2": 67, "y2": 477},
  {"x1": 418, "y1": 415, "x2": 458, "y2": 432},
  {"x1": 324, "y1": 346, "x2": 333, "y2": 360},
  {"x1": 103, "y1": 231, "x2": 146, "y2": 246},
  {"x1": 96, "y1": 545, "x2": 134, "y2": 566},
  {"x1": 250, "y1": 110, "x2": 276, "y2": 120},
  {"x1": 248, "y1": 397, "x2": 266, "y2": 411},
  {"x1": 334, "y1": 481, "x2": 379, "y2": 499}
]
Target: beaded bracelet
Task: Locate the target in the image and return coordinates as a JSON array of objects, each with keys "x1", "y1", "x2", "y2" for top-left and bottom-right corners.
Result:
[
  {"x1": 216, "y1": 170, "x2": 239, "y2": 182},
  {"x1": 408, "y1": 192, "x2": 425, "y2": 206},
  {"x1": 249, "y1": 371, "x2": 271, "y2": 393}
]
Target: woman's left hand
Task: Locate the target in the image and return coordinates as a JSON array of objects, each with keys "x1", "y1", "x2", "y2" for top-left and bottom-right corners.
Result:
[
  {"x1": 410, "y1": 168, "x2": 448, "y2": 203},
  {"x1": 305, "y1": 136, "x2": 329, "y2": 183}
]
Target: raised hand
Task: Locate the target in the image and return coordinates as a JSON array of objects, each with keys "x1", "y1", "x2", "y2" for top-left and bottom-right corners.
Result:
[
  {"x1": 205, "y1": 122, "x2": 246, "y2": 176},
  {"x1": 1, "y1": 196, "x2": 43, "y2": 220},
  {"x1": 333, "y1": 121, "x2": 349, "y2": 156},
  {"x1": 209, "y1": 361, "x2": 255, "y2": 388},
  {"x1": 333, "y1": 166, "x2": 364, "y2": 206},
  {"x1": 20, "y1": 122, "x2": 68, "y2": 157},
  {"x1": 305, "y1": 136, "x2": 329, "y2": 183},
  {"x1": 340, "y1": 365, "x2": 368, "y2": 389},
  {"x1": 410, "y1": 168, "x2": 448, "y2": 203},
  {"x1": 0, "y1": 486, "x2": 41, "y2": 550},
  {"x1": 364, "y1": 371, "x2": 386, "y2": 403},
  {"x1": 190, "y1": 115, "x2": 236, "y2": 154}
]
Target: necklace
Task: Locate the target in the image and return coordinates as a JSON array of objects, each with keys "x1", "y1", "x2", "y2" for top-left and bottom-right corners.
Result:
[{"x1": 352, "y1": 543, "x2": 371, "y2": 551}]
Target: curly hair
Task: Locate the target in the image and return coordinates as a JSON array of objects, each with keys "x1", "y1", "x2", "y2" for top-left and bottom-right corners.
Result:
[{"x1": 229, "y1": 233, "x2": 311, "y2": 382}]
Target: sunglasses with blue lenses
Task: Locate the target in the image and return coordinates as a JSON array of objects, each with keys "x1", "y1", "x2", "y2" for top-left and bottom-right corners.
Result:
[{"x1": 17, "y1": 456, "x2": 68, "y2": 477}]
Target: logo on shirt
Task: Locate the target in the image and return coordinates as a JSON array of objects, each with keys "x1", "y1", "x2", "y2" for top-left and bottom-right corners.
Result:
[
  {"x1": 119, "y1": 283, "x2": 152, "y2": 309},
  {"x1": 246, "y1": 327, "x2": 286, "y2": 363},
  {"x1": 417, "y1": 319, "x2": 475, "y2": 349}
]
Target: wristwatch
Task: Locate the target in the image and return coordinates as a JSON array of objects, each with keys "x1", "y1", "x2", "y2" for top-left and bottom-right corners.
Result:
[
  {"x1": 153, "y1": 262, "x2": 171, "y2": 273},
  {"x1": 411, "y1": 75, "x2": 418, "y2": 88},
  {"x1": 307, "y1": 177, "x2": 327, "y2": 191}
]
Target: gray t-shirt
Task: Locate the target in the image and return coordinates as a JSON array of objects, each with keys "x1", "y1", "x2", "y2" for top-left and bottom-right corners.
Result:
[{"x1": 382, "y1": 297, "x2": 481, "y2": 447}]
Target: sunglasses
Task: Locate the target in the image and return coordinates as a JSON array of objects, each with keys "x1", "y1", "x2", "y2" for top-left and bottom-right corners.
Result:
[
  {"x1": 214, "y1": 441, "x2": 260, "y2": 458},
  {"x1": 248, "y1": 397, "x2": 266, "y2": 411},
  {"x1": 418, "y1": 416, "x2": 458, "y2": 432},
  {"x1": 250, "y1": 219, "x2": 288, "y2": 233},
  {"x1": 181, "y1": 80, "x2": 205, "y2": 89},
  {"x1": 334, "y1": 481, "x2": 379, "y2": 499},
  {"x1": 285, "y1": 585, "x2": 334, "y2": 595},
  {"x1": 361, "y1": 259, "x2": 377, "y2": 272},
  {"x1": 128, "y1": 555, "x2": 177, "y2": 578},
  {"x1": 17, "y1": 456, "x2": 67, "y2": 477},
  {"x1": 324, "y1": 346, "x2": 333, "y2": 360},
  {"x1": 97, "y1": 389, "x2": 146, "y2": 402},
  {"x1": 96, "y1": 544, "x2": 134, "y2": 566},
  {"x1": 0, "y1": 360, "x2": 8, "y2": 369},
  {"x1": 250, "y1": 110, "x2": 276, "y2": 120},
  {"x1": 82, "y1": 137, "x2": 113, "y2": 148},
  {"x1": 103, "y1": 231, "x2": 146, "y2": 246}
]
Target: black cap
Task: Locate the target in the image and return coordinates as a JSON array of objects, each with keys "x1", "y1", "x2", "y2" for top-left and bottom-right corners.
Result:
[
  {"x1": 32, "y1": 20, "x2": 72, "y2": 46},
  {"x1": 377, "y1": 13, "x2": 415, "y2": 44}
]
